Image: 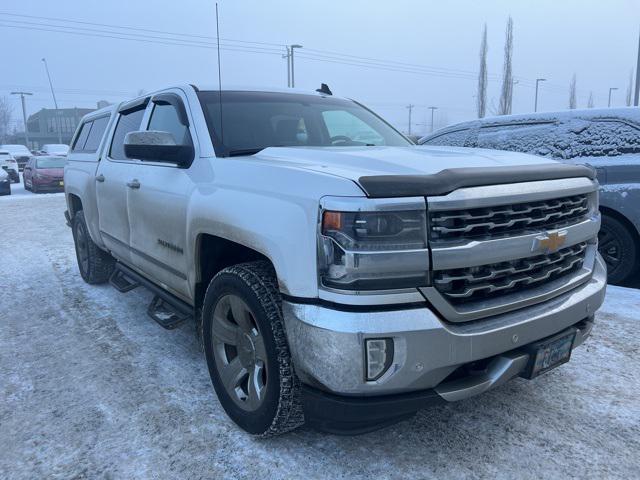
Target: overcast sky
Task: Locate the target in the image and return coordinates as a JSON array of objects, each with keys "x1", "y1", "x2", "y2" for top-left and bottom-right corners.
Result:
[{"x1": 1, "y1": 0, "x2": 639, "y2": 134}]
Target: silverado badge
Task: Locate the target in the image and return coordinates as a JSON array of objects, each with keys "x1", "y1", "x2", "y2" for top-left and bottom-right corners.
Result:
[{"x1": 532, "y1": 230, "x2": 567, "y2": 254}]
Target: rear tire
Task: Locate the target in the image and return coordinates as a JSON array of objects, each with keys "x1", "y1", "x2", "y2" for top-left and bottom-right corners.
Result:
[
  {"x1": 598, "y1": 214, "x2": 638, "y2": 284},
  {"x1": 72, "y1": 210, "x2": 115, "y2": 284},
  {"x1": 202, "y1": 261, "x2": 304, "y2": 436}
]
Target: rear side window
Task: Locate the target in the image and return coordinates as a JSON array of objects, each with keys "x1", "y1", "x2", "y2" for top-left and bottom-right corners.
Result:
[
  {"x1": 82, "y1": 116, "x2": 110, "y2": 152},
  {"x1": 563, "y1": 119, "x2": 640, "y2": 159},
  {"x1": 109, "y1": 108, "x2": 146, "y2": 160},
  {"x1": 421, "y1": 129, "x2": 470, "y2": 147},
  {"x1": 72, "y1": 122, "x2": 92, "y2": 151}
]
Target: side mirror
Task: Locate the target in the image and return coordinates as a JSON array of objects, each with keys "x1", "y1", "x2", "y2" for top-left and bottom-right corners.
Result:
[{"x1": 123, "y1": 131, "x2": 194, "y2": 167}]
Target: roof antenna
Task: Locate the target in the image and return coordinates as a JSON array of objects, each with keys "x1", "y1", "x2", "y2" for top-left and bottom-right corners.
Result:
[
  {"x1": 215, "y1": 2, "x2": 224, "y2": 148},
  {"x1": 316, "y1": 83, "x2": 333, "y2": 96}
]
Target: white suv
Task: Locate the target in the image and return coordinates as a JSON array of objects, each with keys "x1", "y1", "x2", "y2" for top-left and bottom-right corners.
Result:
[{"x1": 0, "y1": 151, "x2": 19, "y2": 183}]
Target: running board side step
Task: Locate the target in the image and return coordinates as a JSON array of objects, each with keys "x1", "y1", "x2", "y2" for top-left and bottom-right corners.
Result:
[
  {"x1": 110, "y1": 262, "x2": 193, "y2": 330},
  {"x1": 110, "y1": 269, "x2": 140, "y2": 292}
]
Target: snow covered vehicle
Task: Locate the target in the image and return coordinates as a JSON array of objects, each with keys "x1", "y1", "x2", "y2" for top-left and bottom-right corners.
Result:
[
  {"x1": 63, "y1": 85, "x2": 606, "y2": 435},
  {"x1": 419, "y1": 108, "x2": 640, "y2": 284}
]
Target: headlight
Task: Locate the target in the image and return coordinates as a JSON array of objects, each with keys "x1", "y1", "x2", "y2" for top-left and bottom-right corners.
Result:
[{"x1": 318, "y1": 197, "x2": 429, "y2": 291}]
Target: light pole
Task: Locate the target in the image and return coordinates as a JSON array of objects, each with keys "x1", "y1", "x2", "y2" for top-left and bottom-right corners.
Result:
[
  {"x1": 10, "y1": 91, "x2": 33, "y2": 148},
  {"x1": 608, "y1": 87, "x2": 618, "y2": 107},
  {"x1": 282, "y1": 47, "x2": 291, "y2": 87},
  {"x1": 635, "y1": 29, "x2": 640, "y2": 106},
  {"x1": 534, "y1": 78, "x2": 546, "y2": 112},
  {"x1": 289, "y1": 44, "x2": 302, "y2": 88},
  {"x1": 428, "y1": 106, "x2": 438, "y2": 132},
  {"x1": 406, "y1": 104, "x2": 414, "y2": 135},
  {"x1": 41, "y1": 58, "x2": 62, "y2": 143}
]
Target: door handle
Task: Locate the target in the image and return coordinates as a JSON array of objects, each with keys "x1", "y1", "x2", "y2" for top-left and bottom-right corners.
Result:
[
  {"x1": 95, "y1": 174, "x2": 105, "y2": 182},
  {"x1": 126, "y1": 179, "x2": 141, "y2": 189}
]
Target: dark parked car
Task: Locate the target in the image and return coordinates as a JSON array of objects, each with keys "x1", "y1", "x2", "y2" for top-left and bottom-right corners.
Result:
[
  {"x1": 419, "y1": 107, "x2": 640, "y2": 285},
  {"x1": 23, "y1": 156, "x2": 66, "y2": 193},
  {"x1": 0, "y1": 169, "x2": 11, "y2": 196}
]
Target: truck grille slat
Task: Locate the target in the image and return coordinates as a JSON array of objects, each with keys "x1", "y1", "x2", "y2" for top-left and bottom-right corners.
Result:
[
  {"x1": 430, "y1": 194, "x2": 590, "y2": 241},
  {"x1": 434, "y1": 243, "x2": 587, "y2": 303}
]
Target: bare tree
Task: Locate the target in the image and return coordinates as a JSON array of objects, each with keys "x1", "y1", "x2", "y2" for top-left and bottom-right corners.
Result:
[
  {"x1": 477, "y1": 24, "x2": 488, "y2": 118},
  {"x1": 498, "y1": 16, "x2": 514, "y2": 115},
  {"x1": 0, "y1": 96, "x2": 13, "y2": 144},
  {"x1": 626, "y1": 71, "x2": 634, "y2": 106},
  {"x1": 587, "y1": 91, "x2": 594, "y2": 108},
  {"x1": 568, "y1": 74, "x2": 577, "y2": 109}
]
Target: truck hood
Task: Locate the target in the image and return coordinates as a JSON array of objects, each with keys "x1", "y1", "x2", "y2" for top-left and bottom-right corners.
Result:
[{"x1": 253, "y1": 145, "x2": 557, "y2": 180}]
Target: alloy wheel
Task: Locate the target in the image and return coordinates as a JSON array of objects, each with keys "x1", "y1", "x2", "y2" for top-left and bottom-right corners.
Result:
[
  {"x1": 598, "y1": 228, "x2": 622, "y2": 273},
  {"x1": 211, "y1": 294, "x2": 268, "y2": 411}
]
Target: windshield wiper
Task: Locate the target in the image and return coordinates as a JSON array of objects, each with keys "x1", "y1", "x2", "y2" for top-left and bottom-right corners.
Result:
[{"x1": 227, "y1": 148, "x2": 265, "y2": 157}]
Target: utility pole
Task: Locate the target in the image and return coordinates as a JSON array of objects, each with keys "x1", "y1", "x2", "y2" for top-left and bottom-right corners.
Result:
[
  {"x1": 428, "y1": 106, "x2": 438, "y2": 132},
  {"x1": 534, "y1": 78, "x2": 546, "y2": 112},
  {"x1": 42, "y1": 58, "x2": 62, "y2": 143},
  {"x1": 406, "y1": 104, "x2": 414, "y2": 135},
  {"x1": 608, "y1": 87, "x2": 618, "y2": 107},
  {"x1": 289, "y1": 45, "x2": 302, "y2": 88},
  {"x1": 635, "y1": 29, "x2": 640, "y2": 106},
  {"x1": 10, "y1": 91, "x2": 33, "y2": 148},
  {"x1": 282, "y1": 47, "x2": 291, "y2": 87}
]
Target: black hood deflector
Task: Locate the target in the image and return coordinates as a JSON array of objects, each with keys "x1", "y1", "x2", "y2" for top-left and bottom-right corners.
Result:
[{"x1": 358, "y1": 163, "x2": 596, "y2": 198}]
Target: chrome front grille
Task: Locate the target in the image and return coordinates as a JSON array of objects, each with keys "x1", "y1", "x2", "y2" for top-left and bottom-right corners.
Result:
[
  {"x1": 433, "y1": 242, "x2": 587, "y2": 304},
  {"x1": 429, "y1": 194, "x2": 590, "y2": 242}
]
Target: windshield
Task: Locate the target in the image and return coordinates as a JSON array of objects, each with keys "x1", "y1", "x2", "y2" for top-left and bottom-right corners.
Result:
[
  {"x1": 36, "y1": 157, "x2": 66, "y2": 169},
  {"x1": 197, "y1": 91, "x2": 410, "y2": 156},
  {"x1": 44, "y1": 144, "x2": 69, "y2": 152}
]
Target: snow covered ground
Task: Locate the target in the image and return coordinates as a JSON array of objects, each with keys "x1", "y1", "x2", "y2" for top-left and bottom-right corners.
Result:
[{"x1": 1, "y1": 193, "x2": 639, "y2": 479}]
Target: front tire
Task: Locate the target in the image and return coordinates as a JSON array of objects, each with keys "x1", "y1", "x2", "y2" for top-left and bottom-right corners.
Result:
[
  {"x1": 598, "y1": 214, "x2": 639, "y2": 284},
  {"x1": 72, "y1": 210, "x2": 115, "y2": 284},
  {"x1": 202, "y1": 261, "x2": 304, "y2": 436}
]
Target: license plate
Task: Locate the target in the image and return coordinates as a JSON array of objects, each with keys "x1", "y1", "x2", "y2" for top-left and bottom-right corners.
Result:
[
  {"x1": 59, "y1": 181, "x2": 64, "y2": 186},
  {"x1": 521, "y1": 329, "x2": 577, "y2": 379}
]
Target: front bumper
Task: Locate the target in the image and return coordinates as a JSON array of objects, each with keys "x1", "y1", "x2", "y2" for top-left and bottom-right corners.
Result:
[
  {"x1": 283, "y1": 254, "x2": 606, "y2": 430},
  {"x1": 33, "y1": 179, "x2": 64, "y2": 192}
]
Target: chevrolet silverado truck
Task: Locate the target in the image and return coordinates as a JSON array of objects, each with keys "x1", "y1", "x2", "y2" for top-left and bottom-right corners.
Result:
[{"x1": 64, "y1": 85, "x2": 606, "y2": 436}]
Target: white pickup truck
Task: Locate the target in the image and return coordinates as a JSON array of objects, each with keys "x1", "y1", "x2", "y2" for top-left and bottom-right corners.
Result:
[{"x1": 64, "y1": 85, "x2": 606, "y2": 435}]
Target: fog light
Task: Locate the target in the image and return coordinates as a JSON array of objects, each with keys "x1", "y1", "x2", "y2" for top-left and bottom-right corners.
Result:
[{"x1": 365, "y1": 338, "x2": 394, "y2": 381}]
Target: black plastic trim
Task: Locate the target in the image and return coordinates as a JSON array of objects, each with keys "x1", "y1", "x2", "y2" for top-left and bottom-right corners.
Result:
[
  {"x1": 358, "y1": 163, "x2": 597, "y2": 198},
  {"x1": 118, "y1": 96, "x2": 150, "y2": 115},
  {"x1": 114, "y1": 262, "x2": 193, "y2": 317},
  {"x1": 281, "y1": 293, "x2": 430, "y2": 313},
  {"x1": 100, "y1": 230, "x2": 188, "y2": 280},
  {"x1": 301, "y1": 384, "x2": 444, "y2": 435}
]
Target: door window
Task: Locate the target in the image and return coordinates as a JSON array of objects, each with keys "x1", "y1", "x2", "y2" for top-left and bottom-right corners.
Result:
[
  {"x1": 109, "y1": 108, "x2": 146, "y2": 160},
  {"x1": 82, "y1": 116, "x2": 110, "y2": 153},
  {"x1": 72, "y1": 121, "x2": 92, "y2": 152},
  {"x1": 147, "y1": 103, "x2": 192, "y2": 146},
  {"x1": 476, "y1": 122, "x2": 559, "y2": 157}
]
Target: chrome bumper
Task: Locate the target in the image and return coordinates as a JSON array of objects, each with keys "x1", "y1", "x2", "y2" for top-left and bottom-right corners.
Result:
[{"x1": 283, "y1": 253, "x2": 606, "y2": 398}]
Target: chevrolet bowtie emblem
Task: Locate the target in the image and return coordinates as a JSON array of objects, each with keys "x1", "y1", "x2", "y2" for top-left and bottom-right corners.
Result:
[{"x1": 532, "y1": 230, "x2": 567, "y2": 254}]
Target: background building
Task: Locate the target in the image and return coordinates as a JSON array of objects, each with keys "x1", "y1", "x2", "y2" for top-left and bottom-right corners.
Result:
[{"x1": 25, "y1": 107, "x2": 95, "y2": 148}]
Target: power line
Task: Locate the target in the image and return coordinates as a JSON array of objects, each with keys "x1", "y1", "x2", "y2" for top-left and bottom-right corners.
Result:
[
  {"x1": 0, "y1": 11, "x2": 285, "y2": 47},
  {"x1": 0, "y1": 14, "x2": 607, "y2": 103}
]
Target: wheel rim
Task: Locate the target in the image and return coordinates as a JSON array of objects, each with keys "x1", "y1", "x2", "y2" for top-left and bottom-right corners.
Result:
[
  {"x1": 75, "y1": 222, "x2": 90, "y2": 275},
  {"x1": 598, "y1": 227, "x2": 622, "y2": 273},
  {"x1": 211, "y1": 294, "x2": 268, "y2": 411}
]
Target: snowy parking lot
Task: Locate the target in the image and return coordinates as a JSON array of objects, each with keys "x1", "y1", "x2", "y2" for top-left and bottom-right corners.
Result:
[{"x1": 1, "y1": 191, "x2": 639, "y2": 479}]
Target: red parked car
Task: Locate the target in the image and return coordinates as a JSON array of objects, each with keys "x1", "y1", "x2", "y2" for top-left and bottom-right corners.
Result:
[{"x1": 23, "y1": 156, "x2": 66, "y2": 193}]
